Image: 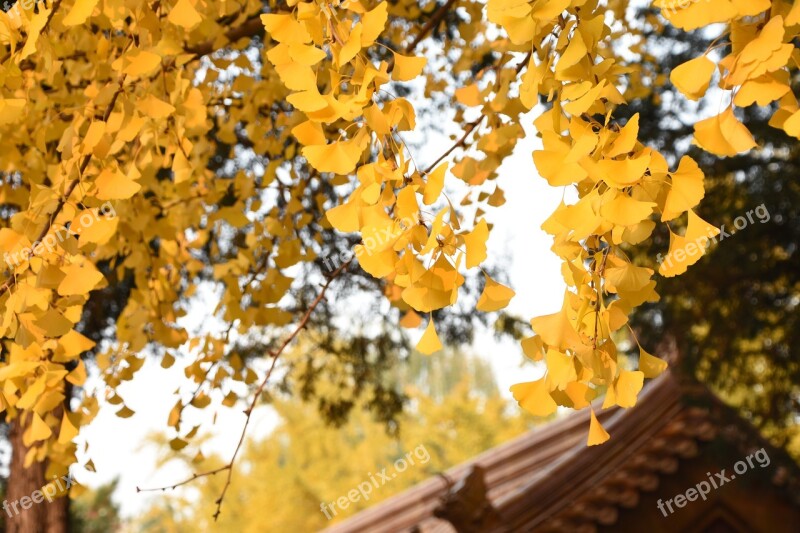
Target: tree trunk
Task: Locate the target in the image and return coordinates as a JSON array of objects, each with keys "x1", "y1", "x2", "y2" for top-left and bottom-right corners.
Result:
[{"x1": 6, "y1": 416, "x2": 69, "y2": 533}]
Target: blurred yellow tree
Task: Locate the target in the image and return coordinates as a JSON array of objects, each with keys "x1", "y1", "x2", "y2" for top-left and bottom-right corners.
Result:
[{"x1": 137, "y1": 349, "x2": 532, "y2": 532}]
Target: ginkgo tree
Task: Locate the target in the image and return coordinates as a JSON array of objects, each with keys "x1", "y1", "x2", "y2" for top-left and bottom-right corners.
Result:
[{"x1": 0, "y1": 0, "x2": 798, "y2": 526}]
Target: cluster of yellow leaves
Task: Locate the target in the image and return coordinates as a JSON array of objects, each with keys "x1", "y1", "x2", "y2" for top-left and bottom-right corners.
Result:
[
  {"x1": 0, "y1": 0, "x2": 229, "y2": 480},
  {"x1": 662, "y1": 1, "x2": 800, "y2": 149},
  {"x1": 0, "y1": 0, "x2": 520, "y2": 484},
  {"x1": 484, "y1": 0, "x2": 785, "y2": 445},
  {"x1": 261, "y1": 1, "x2": 517, "y2": 355},
  {"x1": 263, "y1": 0, "x2": 798, "y2": 446}
]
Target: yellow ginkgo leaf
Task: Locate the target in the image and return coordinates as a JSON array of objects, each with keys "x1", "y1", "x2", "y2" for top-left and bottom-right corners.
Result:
[
  {"x1": 521, "y1": 334, "x2": 545, "y2": 361},
  {"x1": 355, "y1": 245, "x2": 396, "y2": 278},
  {"x1": 659, "y1": 210, "x2": 720, "y2": 277},
  {"x1": 615, "y1": 370, "x2": 644, "y2": 408},
  {"x1": 80, "y1": 216, "x2": 118, "y2": 246},
  {"x1": 95, "y1": 168, "x2": 141, "y2": 200},
  {"x1": 462, "y1": 219, "x2": 488, "y2": 268},
  {"x1": 694, "y1": 108, "x2": 756, "y2": 157},
  {"x1": 399, "y1": 310, "x2": 422, "y2": 328},
  {"x1": 670, "y1": 55, "x2": 715, "y2": 101},
  {"x1": 555, "y1": 31, "x2": 587, "y2": 78},
  {"x1": 416, "y1": 318, "x2": 443, "y2": 355},
  {"x1": 81, "y1": 121, "x2": 105, "y2": 154},
  {"x1": 533, "y1": 130, "x2": 595, "y2": 187},
  {"x1": 30, "y1": 412, "x2": 52, "y2": 442},
  {"x1": 392, "y1": 53, "x2": 427, "y2": 81},
  {"x1": 168, "y1": 0, "x2": 203, "y2": 30},
  {"x1": 63, "y1": 0, "x2": 100, "y2": 26},
  {"x1": 606, "y1": 114, "x2": 640, "y2": 158},
  {"x1": 140, "y1": 94, "x2": 176, "y2": 119},
  {"x1": 596, "y1": 151, "x2": 651, "y2": 189},
  {"x1": 565, "y1": 381, "x2": 596, "y2": 409},
  {"x1": 734, "y1": 74, "x2": 791, "y2": 107},
  {"x1": 172, "y1": 150, "x2": 193, "y2": 184},
  {"x1": 117, "y1": 405, "x2": 136, "y2": 418},
  {"x1": 655, "y1": 0, "x2": 736, "y2": 31},
  {"x1": 423, "y1": 163, "x2": 447, "y2": 205},
  {"x1": 600, "y1": 193, "x2": 655, "y2": 227},
  {"x1": 326, "y1": 199, "x2": 360, "y2": 232},
  {"x1": 604, "y1": 259, "x2": 654, "y2": 294},
  {"x1": 476, "y1": 273, "x2": 515, "y2": 312},
  {"x1": 339, "y1": 24, "x2": 363, "y2": 66},
  {"x1": 587, "y1": 409, "x2": 610, "y2": 446},
  {"x1": 58, "y1": 263, "x2": 104, "y2": 296},
  {"x1": 291, "y1": 120, "x2": 326, "y2": 146},
  {"x1": 402, "y1": 257, "x2": 464, "y2": 312},
  {"x1": 510, "y1": 378, "x2": 558, "y2": 417},
  {"x1": 519, "y1": 58, "x2": 545, "y2": 109},
  {"x1": 530, "y1": 295, "x2": 584, "y2": 351},
  {"x1": 0, "y1": 98, "x2": 26, "y2": 126},
  {"x1": 67, "y1": 359, "x2": 87, "y2": 386},
  {"x1": 58, "y1": 411, "x2": 80, "y2": 444},
  {"x1": 783, "y1": 108, "x2": 800, "y2": 139},
  {"x1": 56, "y1": 329, "x2": 96, "y2": 360},
  {"x1": 261, "y1": 13, "x2": 311, "y2": 44},
  {"x1": 455, "y1": 84, "x2": 482, "y2": 107},
  {"x1": 35, "y1": 308, "x2": 73, "y2": 338},
  {"x1": 545, "y1": 349, "x2": 577, "y2": 391},
  {"x1": 639, "y1": 348, "x2": 668, "y2": 379},
  {"x1": 0, "y1": 227, "x2": 28, "y2": 252},
  {"x1": 787, "y1": 0, "x2": 800, "y2": 26},
  {"x1": 123, "y1": 50, "x2": 162, "y2": 78},
  {"x1": 662, "y1": 156, "x2": 704, "y2": 221},
  {"x1": 361, "y1": 2, "x2": 388, "y2": 46},
  {"x1": 303, "y1": 139, "x2": 364, "y2": 175}
]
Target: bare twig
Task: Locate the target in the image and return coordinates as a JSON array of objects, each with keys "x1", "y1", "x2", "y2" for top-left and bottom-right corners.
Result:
[
  {"x1": 185, "y1": 14, "x2": 266, "y2": 57},
  {"x1": 188, "y1": 0, "x2": 460, "y2": 62},
  {"x1": 404, "y1": 0, "x2": 458, "y2": 54},
  {"x1": 136, "y1": 260, "x2": 352, "y2": 520},
  {"x1": 421, "y1": 50, "x2": 532, "y2": 174}
]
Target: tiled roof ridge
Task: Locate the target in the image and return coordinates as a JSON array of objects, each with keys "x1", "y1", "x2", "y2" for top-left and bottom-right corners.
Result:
[{"x1": 324, "y1": 372, "x2": 800, "y2": 533}]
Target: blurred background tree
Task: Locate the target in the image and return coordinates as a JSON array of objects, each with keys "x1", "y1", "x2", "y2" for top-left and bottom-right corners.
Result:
[{"x1": 135, "y1": 348, "x2": 534, "y2": 532}]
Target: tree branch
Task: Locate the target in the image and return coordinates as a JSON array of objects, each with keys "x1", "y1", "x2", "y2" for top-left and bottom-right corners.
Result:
[
  {"x1": 422, "y1": 50, "x2": 532, "y2": 174},
  {"x1": 136, "y1": 260, "x2": 352, "y2": 521},
  {"x1": 187, "y1": 0, "x2": 460, "y2": 60},
  {"x1": 185, "y1": 14, "x2": 266, "y2": 57},
  {"x1": 404, "y1": 0, "x2": 458, "y2": 54}
]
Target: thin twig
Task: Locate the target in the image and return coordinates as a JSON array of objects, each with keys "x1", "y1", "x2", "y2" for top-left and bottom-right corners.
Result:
[
  {"x1": 421, "y1": 50, "x2": 532, "y2": 174},
  {"x1": 136, "y1": 260, "x2": 352, "y2": 520},
  {"x1": 404, "y1": 0, "x2": 458, "y2": 54}
]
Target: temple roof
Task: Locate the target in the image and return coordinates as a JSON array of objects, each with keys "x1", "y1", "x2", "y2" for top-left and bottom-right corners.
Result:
[{"x1": 324, "y1": 372, "x2": 800, "y2": 533}]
